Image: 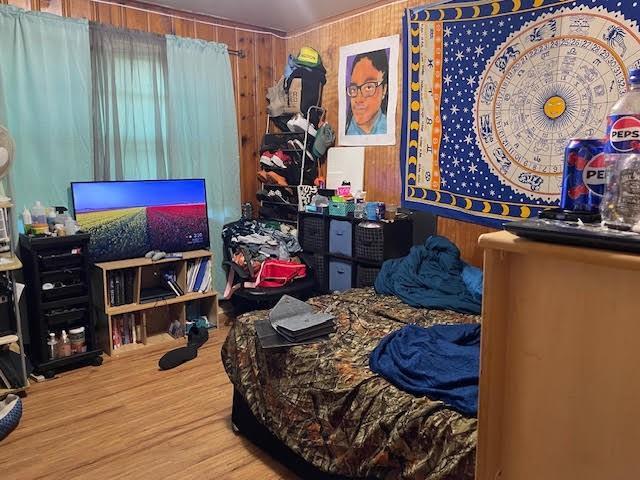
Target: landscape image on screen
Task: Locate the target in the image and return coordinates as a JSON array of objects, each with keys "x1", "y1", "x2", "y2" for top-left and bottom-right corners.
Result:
[{"x1": 72, "y1": 180, "x2": 209, "y2": 262}]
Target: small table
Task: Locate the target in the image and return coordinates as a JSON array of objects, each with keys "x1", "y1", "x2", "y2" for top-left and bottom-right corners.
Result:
[{"x1": 476, "y1": 231, "x2": 640, "y2": 480}]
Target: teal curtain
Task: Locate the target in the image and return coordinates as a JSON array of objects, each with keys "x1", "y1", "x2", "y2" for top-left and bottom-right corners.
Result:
[
  {"x1": 0, "y1": 6, "x2": 93, "y2": 211},
  {"x1": 166, "y1": 36, "x2": 241, "y2": 293}
]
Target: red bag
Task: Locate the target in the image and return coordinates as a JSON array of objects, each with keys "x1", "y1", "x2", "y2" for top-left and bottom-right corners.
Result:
[{"x1": 247, "y1": 259, "x2": 307, "y2": 289}]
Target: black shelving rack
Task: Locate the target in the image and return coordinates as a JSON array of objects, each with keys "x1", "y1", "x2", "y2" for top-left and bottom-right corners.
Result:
[{"x1": 19, "y1": 234, "x2": 103, "y2": 377}]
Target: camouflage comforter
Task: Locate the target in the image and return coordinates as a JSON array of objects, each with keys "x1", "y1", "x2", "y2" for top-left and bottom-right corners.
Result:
[{"x1": 222, "y1": 288, "x2": 480, "y2": 479}]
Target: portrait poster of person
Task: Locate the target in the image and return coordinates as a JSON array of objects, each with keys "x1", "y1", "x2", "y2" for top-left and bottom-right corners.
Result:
[{"x1": 338, "y1": 35, "x2": 399, "y2": 146}]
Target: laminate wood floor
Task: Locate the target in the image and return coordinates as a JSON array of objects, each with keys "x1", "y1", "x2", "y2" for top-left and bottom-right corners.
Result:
[{"x1": 0, "y1": 325, "x2": 298, "y2": 480}]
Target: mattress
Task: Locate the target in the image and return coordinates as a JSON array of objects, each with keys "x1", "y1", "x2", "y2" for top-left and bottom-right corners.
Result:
[{"x1": 222, "y1": 288, "x2": 481, "y2": 479}]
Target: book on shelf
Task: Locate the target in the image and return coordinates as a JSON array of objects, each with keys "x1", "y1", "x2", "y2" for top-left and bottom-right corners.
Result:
[
  {"x1": 109, "y1": 272, "x2": 116, "y2": 306},
  {"x1": 124, "y1": 269, "x2": 135, "y2": 304},
  {"x1": 112, "y1": 313, "x2": 141, "y2": 350},
  {"x1": 109, "y1": 269, "x2": 137, "y2": 307},
  {"x1": 162, "y1": 269, "x2": 184, "y2": 297},
  {"x1": 187, "y1": 258, "x2": 211, "y2": 293}
]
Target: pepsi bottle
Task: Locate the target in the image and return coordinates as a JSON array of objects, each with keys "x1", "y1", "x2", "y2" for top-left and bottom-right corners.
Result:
[{"x1": 601, "y1": 68, "x2": 640, "y2": 228}]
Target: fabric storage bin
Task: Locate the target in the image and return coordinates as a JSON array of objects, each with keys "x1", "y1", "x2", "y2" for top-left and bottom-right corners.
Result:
[
  {"x1": 329, "y1": 220, "x2": 352, "y2": 256},
  {"x1": 311, "y1": 254, "x2": 328, "y2": 292},
  {"x1": 355, "y1": 264, "x2": 381, "y2": 288},
  {"x1": 300, "y1": 215, "x2": 327, "y2": 253},
  {"x1": 328, "y1": 202, "x2": 355, "y2": 217},
  {"x1": 354, "y1": 224, "x2": 385, "y2": 264},
  {"x1": 329, "y1": 259, "x2": 352, "y2": 292},
  {"x1": 354, "y1": 220, "x2": 414, "y2": 264}
]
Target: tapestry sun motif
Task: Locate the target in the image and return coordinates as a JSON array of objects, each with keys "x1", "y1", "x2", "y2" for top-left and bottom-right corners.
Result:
[{"x1": 401, "y1": 0, "x2": 640, "y2": 227}]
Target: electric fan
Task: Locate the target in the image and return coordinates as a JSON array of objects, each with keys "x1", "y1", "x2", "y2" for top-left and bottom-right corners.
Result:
[
  {"x1": 0, "y1": 126, "x2": 15, "y2": 245},
  {"x1": 0, "y1": 125, "x2": 14, "y2": 183}
]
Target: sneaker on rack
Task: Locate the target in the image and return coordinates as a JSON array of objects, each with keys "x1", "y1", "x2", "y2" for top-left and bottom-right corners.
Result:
[
  {"x1": 290, "y1": 139, "x2": 315, "y2": 163},
  {"x1": 271, "y1": 151, "x2": 287, "y2": 169},
  {"x1": 266, "y1": 171, "x2": 289, "y2": 187},
  {"x1": 267, "y1": 189, "x2": 291, "y2": 205},
  {"x1": 287, "y1": 114, "x2": 318, "y2": 137},
  {"x1": 256, "y1": 189, "x2": 270, "y2": 202},
  {"x1": 257, "y1": 170, "x2": 269, "y2": 183},
  {"x1": 260, "y1": 152, "x2": 275, "y2": 167}
]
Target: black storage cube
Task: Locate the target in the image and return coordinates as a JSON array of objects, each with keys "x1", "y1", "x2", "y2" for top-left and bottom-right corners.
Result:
[
  {"x1": 300, "y1": 215, "x2": 327, "y2": 253},
  {"x1": 311, "y1": 254, "x2": 328, "y2": 292},
  {"x1": 354, "y1": 225, "x2": 385, "y2": 264},
  {"x1": 355, "y1": 264, "x2": 381, "y2": 288},
  {"x1": 354, "y1": 219, "x2": 413, "y2": 264}
]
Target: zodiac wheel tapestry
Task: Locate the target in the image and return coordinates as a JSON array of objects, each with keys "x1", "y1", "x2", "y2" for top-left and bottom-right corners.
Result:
[{"x1": 402, "y1": 1, "x2": 640, "y2": 227}]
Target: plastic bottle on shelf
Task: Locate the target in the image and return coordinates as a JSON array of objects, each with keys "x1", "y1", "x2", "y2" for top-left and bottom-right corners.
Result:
[
  {"x1": 31, "y1": 201, "x2": 47, "y2": 234},
  {"x1": 47, "y1": 332, "x2": 58, "y2": 360},
  {"x1": 58, "y1": 330, "x2": 71, "y2": 358},
  {"x1": 31, "y1": 201, "x2": 46, "y2": 224},
  {"x1": 602, "y1": 68, "x2": 640, "y2": 228},
  {"x1": 45, "y1": 207, "x2": 56, "y2": 232},
  {"x1": 22, "y1": 207, "x2": 32, "y2": 234}
]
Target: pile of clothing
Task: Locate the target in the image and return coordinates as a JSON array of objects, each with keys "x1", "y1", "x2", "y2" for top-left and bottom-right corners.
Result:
[
  {"x1": 374, "y1": 235, "x2": 483, "y2": 314},
  {"x1": 222, "y1": 220, "x2": 307, "y2": 298}
]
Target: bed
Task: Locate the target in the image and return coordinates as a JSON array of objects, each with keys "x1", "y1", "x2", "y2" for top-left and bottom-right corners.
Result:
[{"x1": 222, "y1": 288, "x2": 480, "y2": 479}]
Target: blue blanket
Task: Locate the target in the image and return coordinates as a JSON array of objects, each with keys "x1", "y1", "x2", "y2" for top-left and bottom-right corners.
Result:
[
  {"x1": 369, "y1": 323, "x2": 481, "y2": 416},
  {"x1": 374, "y1": 236, "x2": 482, "y2": 314}
]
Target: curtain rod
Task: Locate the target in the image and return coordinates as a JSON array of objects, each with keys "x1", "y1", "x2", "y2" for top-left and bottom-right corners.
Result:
[
  {"x1": 91, "y1": 0, "x2": 287, "y2": 39},
  {"x1": 228, "y1": 49, "x2": 245, "y2": 58}
]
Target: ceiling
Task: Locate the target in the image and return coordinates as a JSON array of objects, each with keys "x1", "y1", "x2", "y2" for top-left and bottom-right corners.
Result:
[{"x1": 150, "y1": 0, "x2": 386, "y2": 33}]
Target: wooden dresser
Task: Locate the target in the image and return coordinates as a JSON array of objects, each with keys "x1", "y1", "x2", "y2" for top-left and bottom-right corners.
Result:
[{"x1": 476, "y1": 231, "x2": 640, "y2": 480}]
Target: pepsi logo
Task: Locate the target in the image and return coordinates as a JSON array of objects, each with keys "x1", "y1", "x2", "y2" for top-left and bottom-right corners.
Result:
[
  {"x1": 582, "y1": 153, "x2": 607, "y2": 196},
  {"x1": 610, "y1": 116, "x2": 640, "y2": 152}
]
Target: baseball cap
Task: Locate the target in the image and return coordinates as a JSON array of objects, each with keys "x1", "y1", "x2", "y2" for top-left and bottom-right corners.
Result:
[{"x1": 296, "y1": 46, "x2": 321, "y2": 68}]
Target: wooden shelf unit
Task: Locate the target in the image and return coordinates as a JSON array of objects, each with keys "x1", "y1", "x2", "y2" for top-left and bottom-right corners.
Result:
[{"x1": 92, "y1": 250, "x2": 218, "y2": 356}]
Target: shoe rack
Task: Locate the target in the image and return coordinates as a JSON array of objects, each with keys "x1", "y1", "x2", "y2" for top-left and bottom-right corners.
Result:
[{"x1": 257, "y1": 106, "x2": 326, "y2": 228}]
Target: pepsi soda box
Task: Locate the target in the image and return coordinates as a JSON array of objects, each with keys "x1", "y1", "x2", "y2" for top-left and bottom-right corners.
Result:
[{"x1": 560, "y1": 139, "x2": 606, "y2": 213}]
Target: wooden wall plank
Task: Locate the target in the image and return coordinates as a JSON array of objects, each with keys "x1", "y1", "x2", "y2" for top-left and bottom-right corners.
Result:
[
  {"x1": 7, "y1": 0, "x2": 30, "y2": 8},
  {"x1": 173, "y1": 17, "x2": 195, "y2": 38},
  {"x1": 93, "y1": 2, "x2": 123, "y2": 27},
  {"x1": 123, "y1": 6, "x2": 148, "y2": 32},
  {"x1": 39, "y1": 0, "x2": 62, "y2": 14},
  {"x1": 194, "y1": 21, "x2": 216, "y2": 42},
  {"x1": 217, "y1": 27, "x2": 240, "y2": 112},
  {"x1": 254, "y1": 33, "x2": 274, "y2": 164},
  {"x1": 65, "y1": 0, "x2": 92, "y2": 20},
  {"x1": 272, "y1": 36, "x2": 287, "y2": 83},
  {"x1": 147, "y1": 11, "x2": 172, "y2": 35},
  {"x1": 437, "y1": 218, "x2": 496, "y2": 267},
  {"x1": 236, "y1": 31, "x2": 258, "y2": 207}
]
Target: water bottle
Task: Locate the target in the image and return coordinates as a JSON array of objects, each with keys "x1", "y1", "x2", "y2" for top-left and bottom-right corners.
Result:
[
  {"x1": 47, "y1": 332, "x2": 58, "y2": 360},
  {"x1": 602, "y1": 68, "x2": 640, "y2": 228}
]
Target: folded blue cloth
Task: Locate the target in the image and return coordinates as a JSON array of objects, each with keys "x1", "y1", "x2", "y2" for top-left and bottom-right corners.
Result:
[
  {"x1": 374, "y1": 236, "x2": 482, "y2": 314},
  {"x1": 369, "y1": 323, "x2": 481, "y2": 416}
]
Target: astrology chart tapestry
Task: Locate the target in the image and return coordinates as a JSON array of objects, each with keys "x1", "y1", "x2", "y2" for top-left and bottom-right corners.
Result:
[{"x1": 401, "y1": 0, "x2": 640, "y2": 227}]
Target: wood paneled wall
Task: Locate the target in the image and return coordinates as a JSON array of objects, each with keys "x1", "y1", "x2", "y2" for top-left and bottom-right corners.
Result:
[
  {"x1": 286, "y1": 0, "x2": 495, "y2": 266},
  {"x1": 2, "y1": 0, "x2": 286, "y2": 209}
]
